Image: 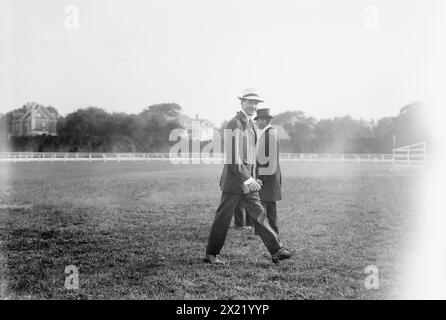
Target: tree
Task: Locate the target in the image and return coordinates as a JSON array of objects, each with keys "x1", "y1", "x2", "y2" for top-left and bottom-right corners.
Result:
[
  {"x1": 3, "y1": 100, "x2": 431, "y2": 153},
  {"x1": 140, "y1": 103, "x2": 182, "y2": 118},
  {"x1": 372, "y1": 117, "x2": 395, "y2": 153},
  {"x1": 394, "y1": 101, "x2": 429, "y2": 148},
  {"x1": 272, "y1": 110, "x2": 317, "y2": 152}
]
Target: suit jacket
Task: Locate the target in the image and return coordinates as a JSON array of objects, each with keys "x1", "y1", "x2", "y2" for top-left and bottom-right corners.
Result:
[
  {"x1": 219, "y1": 111, "x2": 257, "y2": 194},
  {"x1": 256, "y1": 127, "x2": 282, "y2": 201}
]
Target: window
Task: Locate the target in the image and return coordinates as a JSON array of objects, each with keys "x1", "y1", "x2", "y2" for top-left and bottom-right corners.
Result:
[{"x1": 41, "y1": 122, "x2": 47, "y2": 131}]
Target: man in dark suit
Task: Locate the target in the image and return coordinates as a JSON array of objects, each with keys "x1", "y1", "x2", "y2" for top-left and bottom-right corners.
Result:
[
  {"x1": 254, "y1": 108, "x2": 281, "y2": 235},
  {"x1": 205, "y1": 88, "x2": 292, "y2": 264}
]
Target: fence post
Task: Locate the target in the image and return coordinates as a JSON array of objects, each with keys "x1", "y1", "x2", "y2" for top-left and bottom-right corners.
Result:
[{"x1": 89, "y1": 153, "x2": 92, "y2": 162}]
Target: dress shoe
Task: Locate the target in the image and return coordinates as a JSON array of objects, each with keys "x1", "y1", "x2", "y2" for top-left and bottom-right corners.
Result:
[
  {"x1": 204, "y1": 254, "x2": 226, "y2": 265},
  {"x1": 271, "y1": 248, "x2": 292, "y2": 263}
]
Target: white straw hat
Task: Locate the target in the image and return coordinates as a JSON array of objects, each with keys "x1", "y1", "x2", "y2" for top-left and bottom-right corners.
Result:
[{"x1": 237, "y1": 88, "x2": 264, "y2": 102}]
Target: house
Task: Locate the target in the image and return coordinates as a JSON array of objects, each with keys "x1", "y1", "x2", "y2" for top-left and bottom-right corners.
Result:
[
  {"x1": 10, "y1": 103, "x2": 58, "y2": 137},
  {"x1": 177, "y1": 114, "x2": 216, "y2": 141}
]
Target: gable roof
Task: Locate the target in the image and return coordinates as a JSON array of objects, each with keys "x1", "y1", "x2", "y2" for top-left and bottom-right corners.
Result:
[
  {"x1": 37, "y1": 106, "x2": 57, "y2": 120},
  {"x1": 11, "y1": 103, "x2": 58, "y2": 122}
]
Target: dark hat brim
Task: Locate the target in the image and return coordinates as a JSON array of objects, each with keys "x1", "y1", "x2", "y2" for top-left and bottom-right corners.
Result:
[{"x1": 254, "y1": 115, "x2": 273, "y2": 121}]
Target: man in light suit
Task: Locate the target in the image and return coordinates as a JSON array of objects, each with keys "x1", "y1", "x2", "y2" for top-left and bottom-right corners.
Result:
[{"x1": 204, "y1": 88, "x2": 292, "y2": 264}]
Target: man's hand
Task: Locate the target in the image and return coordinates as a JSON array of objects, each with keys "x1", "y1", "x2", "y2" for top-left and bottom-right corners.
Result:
[
  {"x1": 248, "y1": 180, "x2": 262, "y2": 192},
  {"x1": 256, "y1": 179, "x2": 263, "y2": 186}
]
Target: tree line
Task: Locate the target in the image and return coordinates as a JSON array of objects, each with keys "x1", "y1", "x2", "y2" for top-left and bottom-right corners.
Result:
[
  {"x1": 273, "y1": 101, "x2": 429, "y2": 153},
  {"x1": 0, "y1": 101, "x2": 429, "y2": 153}
]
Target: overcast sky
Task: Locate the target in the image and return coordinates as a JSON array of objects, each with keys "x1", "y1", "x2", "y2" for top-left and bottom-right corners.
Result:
[{"x1": 0, "y1": 0, "x2": 442, "y2": 127}]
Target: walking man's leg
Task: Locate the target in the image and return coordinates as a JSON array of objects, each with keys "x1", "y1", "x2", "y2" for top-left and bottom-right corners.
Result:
[
  {"x1": 206, "y1": 192, "x2": 240, "y2": 257},
  {"x1": 233, "y1": 202, "x2": 244, "y2": 228},
  {"x1": 264, "y1": 201, "x2": 279, "y2": 235},
  {"x1": 245, "y1": 210, "x2": 254, "y2": 227},
  {"x1": 239, "y1": 192, "x2": 282, "y2": 255}
]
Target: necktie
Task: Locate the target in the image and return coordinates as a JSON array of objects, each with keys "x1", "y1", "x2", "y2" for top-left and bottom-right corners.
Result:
[{"x1": 248, "y1": 119, "x2": 257, "y2": 180}]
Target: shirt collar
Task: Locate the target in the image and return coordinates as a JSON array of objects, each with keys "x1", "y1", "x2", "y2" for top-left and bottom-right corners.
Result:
[{"x1": 240, "y1": 108, "x2": 253, "y2": 121}]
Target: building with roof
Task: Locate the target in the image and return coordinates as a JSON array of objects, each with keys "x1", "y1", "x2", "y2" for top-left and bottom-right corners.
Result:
[
  {"x1": 10, "y1": 103, "x2": 58, "y2": 137},
  {"x1": 177, "y1": 114, "x2": 216, "y2": 141}
]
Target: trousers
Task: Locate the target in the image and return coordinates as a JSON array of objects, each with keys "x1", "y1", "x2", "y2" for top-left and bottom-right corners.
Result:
[
  {"x1": 234, "y1": 203, "x2": 254, "y2": 227},
  {"x1": 262, "y1": 201, "x2": 278, "y2": 235},
  {"x1": 206, "y1": 191, "x2": 282, "y2": 256}
]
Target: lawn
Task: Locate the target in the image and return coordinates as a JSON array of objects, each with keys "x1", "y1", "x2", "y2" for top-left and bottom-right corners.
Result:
[{"x1": 0, "y1": 161, "x2": 422, "y2": 299}]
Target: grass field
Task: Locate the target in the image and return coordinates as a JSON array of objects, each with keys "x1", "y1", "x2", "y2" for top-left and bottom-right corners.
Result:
[{"x1": 0, "y1": 161, "x2": 423, "y2": 299}]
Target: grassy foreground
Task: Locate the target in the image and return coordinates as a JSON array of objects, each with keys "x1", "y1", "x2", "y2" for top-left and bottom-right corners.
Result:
[{"x1": 0, "y1": 161, "x2": 422, "y2": 299}]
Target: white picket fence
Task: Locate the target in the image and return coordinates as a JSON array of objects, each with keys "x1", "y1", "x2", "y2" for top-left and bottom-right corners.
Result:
[
  {"x1": 392, "y1": 142, "x2": 426, "y2": 167},
  {"x1": 0, "y1": 150, "x2": 430, "y2": 166}
]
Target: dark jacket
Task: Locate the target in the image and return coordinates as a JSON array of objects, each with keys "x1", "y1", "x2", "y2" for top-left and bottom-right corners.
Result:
[
  {"x1": 219, "y1": 111, "x2": 257, "y2": 194},
  {"x1": 257, "y1": 127, "x2": 282, "y2": 201}
]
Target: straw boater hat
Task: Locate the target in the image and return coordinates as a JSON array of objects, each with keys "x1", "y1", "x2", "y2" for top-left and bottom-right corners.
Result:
[
  {"x1": 237, "y1": 88, "x2": 264, "y2": 102},
  {"x1": 254, "y1": 108, "x2": 274, "y2": 120}
]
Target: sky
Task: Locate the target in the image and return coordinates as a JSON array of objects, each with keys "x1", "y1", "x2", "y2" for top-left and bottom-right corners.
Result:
[{"x1": 0, "y1": 0, "x2": 443, "y2": 127}]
